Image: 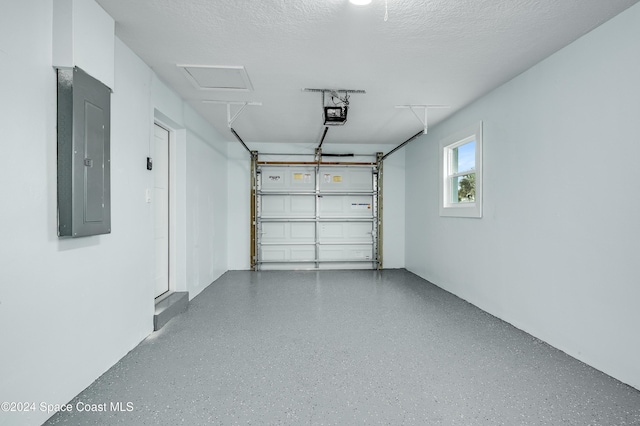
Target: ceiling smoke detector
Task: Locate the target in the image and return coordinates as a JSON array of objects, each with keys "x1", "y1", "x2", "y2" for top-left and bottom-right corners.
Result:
[{"x1": 350, "y1": 0, "x2": 372, "y2": 5}]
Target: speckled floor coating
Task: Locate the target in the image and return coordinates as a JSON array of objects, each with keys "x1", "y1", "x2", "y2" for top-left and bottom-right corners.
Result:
[{"x1": 46, "y1": 269, "x2": 640, "y2": 425}]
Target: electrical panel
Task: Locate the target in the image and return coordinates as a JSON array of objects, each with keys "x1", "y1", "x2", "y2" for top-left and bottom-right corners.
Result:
[{"x1": 57, "y1": 67, "x2": 111, "y2": 237}]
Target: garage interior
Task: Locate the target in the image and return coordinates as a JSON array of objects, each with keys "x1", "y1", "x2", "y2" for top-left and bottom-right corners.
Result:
[
  {"x1": 45, "y1": 270, "x2": 640, "y2": 425},
  {"x1": 2, "y1": 1, "x2": 640, "y2": 425}
]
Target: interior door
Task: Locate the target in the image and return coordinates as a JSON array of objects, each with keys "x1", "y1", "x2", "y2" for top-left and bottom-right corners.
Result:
[{"x1": 154, "y1": 124, "x2": 170, "y2": 298}]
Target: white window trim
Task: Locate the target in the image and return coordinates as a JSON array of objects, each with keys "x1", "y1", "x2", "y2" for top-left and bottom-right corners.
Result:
[{"x1": 439, "y1": 121, "x2": 483, "y2": 218}]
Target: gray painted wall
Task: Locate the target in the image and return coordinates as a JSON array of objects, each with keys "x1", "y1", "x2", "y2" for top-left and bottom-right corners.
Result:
[{"x1": 405, "y1": 3, "x2": 640, "y2": 390}]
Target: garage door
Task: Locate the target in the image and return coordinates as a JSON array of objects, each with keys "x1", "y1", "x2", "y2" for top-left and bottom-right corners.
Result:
[{"x1": 252, "y1": 158, "x2": 381, "y2": 270}]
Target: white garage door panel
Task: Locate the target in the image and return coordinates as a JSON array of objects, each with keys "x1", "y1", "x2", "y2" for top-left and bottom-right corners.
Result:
[
  {"x1": 319, "y1": 195, "x2": 373, "y2": 217},
  {"x1": 261, "y1": 245, "x2": 315, "y2": 260},
  {"x1": 319, "y1": 222, "x2": 373, "y2": 242},
  {"x1": 291, "y1": 196, "x2": 315, "y2": 214},
  {"x1": 260, "y1": 245, "x2": 316, "y2": 271},
  {"x1": 317, "y1": 263, "x2": 372, "y2": 270},
  {"x1": 291, "y1": 222, "x2": 316, "y2": 239},
  {"x1": 261, "y1": 195, "x2": 315, "y2": 217},
  {"x1": 262, "y1": 222, "x2": 286, "y2": 239},
  {"x1": 318, "y1": 245, "x2": 374, "y2": 270},
  {"x1": 261, "y1": 222, "x2": 315, "y2": 242},
  {"x1": 261, "y1": 197, "x2": 286, "y2": 215},
  {"x1": 319, "y1": 167, "x2": 372, "y2": 191},
  {"x1": 319, "y1": 245, "x2": 373, "y2": 259},
  {"x1": 319, "y1": 223, "x2": 345, "y2": 239},
  {"x1": 261, "y1": 262, "x2": 316, "y2": 271},
  {"x1": 261, "y1": 167, "x2": 315, "y2": 191},
  {"x1": 262, "y1": 247, "x2": 286, "y2": 261}
]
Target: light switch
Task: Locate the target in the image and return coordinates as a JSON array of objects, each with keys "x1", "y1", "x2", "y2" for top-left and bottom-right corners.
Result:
[{"x1": 145, "y1": 189, "x2": 152, "y2": 203}]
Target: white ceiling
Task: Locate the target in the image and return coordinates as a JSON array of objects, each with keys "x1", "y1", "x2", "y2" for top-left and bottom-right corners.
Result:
[{"x1": 96, "y1": 0, "x2": 639, "y2": 146}]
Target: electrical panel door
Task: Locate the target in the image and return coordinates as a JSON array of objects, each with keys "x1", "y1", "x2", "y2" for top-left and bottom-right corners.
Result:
[{"x1": 57, "y1": 67, "x2": 111, "y2": 237}]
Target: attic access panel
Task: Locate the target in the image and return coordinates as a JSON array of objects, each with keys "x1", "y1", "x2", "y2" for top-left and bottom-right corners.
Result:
[
  {"x1": 57, "y1": 67, "x2": 111, "y2": 237},
  {"x1": 179, "y1": 65, "x2": 253, "y2": 91}
]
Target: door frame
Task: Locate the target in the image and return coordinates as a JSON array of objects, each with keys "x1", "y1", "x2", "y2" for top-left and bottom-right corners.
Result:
[{"x1": 153, "y1": 120, "x2": 176, "y2": 300}]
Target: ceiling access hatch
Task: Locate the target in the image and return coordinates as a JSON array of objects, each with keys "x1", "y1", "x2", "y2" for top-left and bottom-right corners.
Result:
[{"x1": 179, "y1": 65, "x2": 254, "y2": 91}]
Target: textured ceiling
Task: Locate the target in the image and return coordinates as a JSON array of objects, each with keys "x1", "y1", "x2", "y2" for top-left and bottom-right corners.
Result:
[{"x1": 96, "y1": 0, "x2": 639, "y2": 145}]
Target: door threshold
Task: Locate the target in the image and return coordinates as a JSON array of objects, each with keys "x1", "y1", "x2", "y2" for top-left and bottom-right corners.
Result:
[{"x1": 154, "y1": 291, "x2": 189, "y2": 331}]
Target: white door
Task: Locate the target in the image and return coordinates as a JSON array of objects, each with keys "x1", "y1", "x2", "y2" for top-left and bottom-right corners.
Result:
[
  {"x1": 154, "y1": 124, "x2": 170, "y2": 298},
  {"x1": 256, "y1": 164, "x2": 378, "y2": 270}
]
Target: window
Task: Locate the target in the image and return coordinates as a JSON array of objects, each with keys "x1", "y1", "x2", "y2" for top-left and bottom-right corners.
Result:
[{"x1": 439, "y1": 121, "x2": 483, "y2": 218}]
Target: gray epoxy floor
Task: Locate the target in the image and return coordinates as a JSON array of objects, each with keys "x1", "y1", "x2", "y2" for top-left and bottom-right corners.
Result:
[{"x1": 46, "y1": 269, "x2": 640, "y2": 425}]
